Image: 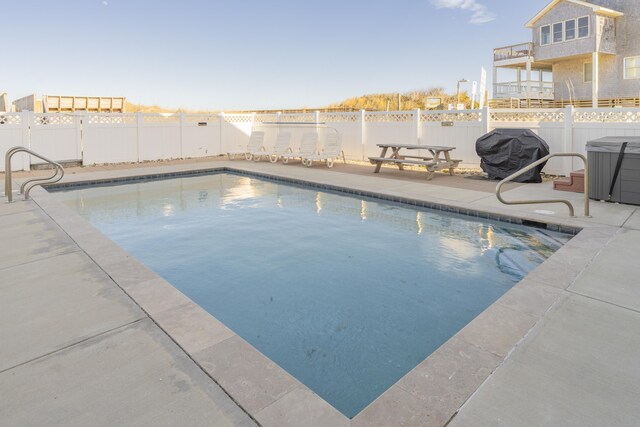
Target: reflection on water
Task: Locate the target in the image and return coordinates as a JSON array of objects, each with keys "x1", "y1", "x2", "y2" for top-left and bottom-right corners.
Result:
[
  {"x1": 53, "y1": 172, "x2": 570, "y2": 418},
  {"x1": 221, "y1": 176, "x2": 257, "y2": 208},
  {"x1": 162, "y1": 202, "x2": 174, "y2": 217}
]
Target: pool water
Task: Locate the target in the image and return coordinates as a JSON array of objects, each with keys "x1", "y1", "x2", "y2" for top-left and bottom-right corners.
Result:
[{"x1": 53, "y1": 173, "x2": 570, "y2": 418}]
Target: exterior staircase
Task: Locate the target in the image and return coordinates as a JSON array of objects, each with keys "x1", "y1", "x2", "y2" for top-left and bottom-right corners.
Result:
[{"x1": 553, "y1": 169, "x2": 584, "y2": 193}]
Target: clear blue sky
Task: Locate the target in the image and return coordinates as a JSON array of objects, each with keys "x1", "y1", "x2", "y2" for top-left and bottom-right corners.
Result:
[{"x1": 3, "y1": 0, "x2": 550, "y2": 111}]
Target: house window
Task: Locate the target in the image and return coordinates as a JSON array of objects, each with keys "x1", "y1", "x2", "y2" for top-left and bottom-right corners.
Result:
[
  {"x1": 565, "y1": 19, "x2": 576, "y2": 41},
  {"x1": 578, "y1": 16, "x2": 589, "y2": 38},
  {"x1": 553, "y1": 22, "x2": 564, "y2": 43},
  {"x1": 584, "y1": 62, "x2": 593, "y2": 82},
  {"x1": 624, "y1": 56, "x2": 640, "y2": 79},
  {"x1": 541, "y1": 25, "x2": 551, "y2": 45}
]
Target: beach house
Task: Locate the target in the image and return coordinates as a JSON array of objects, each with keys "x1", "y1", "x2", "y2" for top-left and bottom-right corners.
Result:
[{"x1": 493, "y1": 0, "x2": 640, "y2": 107}]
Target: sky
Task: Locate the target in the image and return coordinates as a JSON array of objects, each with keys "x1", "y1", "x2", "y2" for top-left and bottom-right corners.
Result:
[{"x1": 2, "y1": 0, "x2": 551, "y2": 111}]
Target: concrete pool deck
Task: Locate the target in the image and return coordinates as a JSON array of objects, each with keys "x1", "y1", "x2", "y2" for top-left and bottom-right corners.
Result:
[{"x1": 2, "y1": 157, "x2": 640, "y2": 426}]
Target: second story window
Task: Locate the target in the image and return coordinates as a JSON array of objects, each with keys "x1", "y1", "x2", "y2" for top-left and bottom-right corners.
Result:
[
  {"x1": 578, "y1": 16, "x2": 589, "y2": 38},
  {"x1": 565, "y1": 19, "x2": 576, "y2": 41},
  {"x1": 541, "y1": 25, "x2": 551, "y2": 45},
  {"x1": 553, "y1": 22, "x2": 564, "y2": 43},
  {"x1": 624, "y1": 56, "x2": 640, "y2": 79}
]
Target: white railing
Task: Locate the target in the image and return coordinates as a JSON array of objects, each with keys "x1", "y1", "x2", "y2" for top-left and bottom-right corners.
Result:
[
  {"x1": 494, "y1": 82, "x2": 555, "y2": 99},
  {"x1": 2, "y1": 106, "x2": 640, "y2": 175}
]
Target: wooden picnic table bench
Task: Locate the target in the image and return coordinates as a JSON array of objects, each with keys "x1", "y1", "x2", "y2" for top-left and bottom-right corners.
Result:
[{"x1": 368, "y1": 143, "x2": 461, "y2": 180}]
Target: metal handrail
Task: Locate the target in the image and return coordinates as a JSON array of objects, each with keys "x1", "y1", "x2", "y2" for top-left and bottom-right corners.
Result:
[
  {"x1": 4, "y1": 146, "x2": 65, "y2": 202},
  {"x1": 496, "y1": 153, "x2": 590, "y2": 217}
]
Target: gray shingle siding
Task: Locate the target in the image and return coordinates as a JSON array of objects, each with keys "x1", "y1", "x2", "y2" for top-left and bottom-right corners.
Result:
[
  {"x1": 530, "y1": 0, "x2": 640, "y2": 100},
  {"x1": 553, "y1": 55, "x2": 618, "y2": 100},
  {"x1": 533, "y1": 2, "x2": 595, "y2": 61}
]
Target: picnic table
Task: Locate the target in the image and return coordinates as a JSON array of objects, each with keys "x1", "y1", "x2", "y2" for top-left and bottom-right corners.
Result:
[{"x1": 368, "y1": 144, "x2": 461, "y2": 180}]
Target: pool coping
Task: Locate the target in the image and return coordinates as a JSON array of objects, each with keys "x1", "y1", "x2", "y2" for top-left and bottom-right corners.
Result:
[{"x1": 28, "y1": 164, "x2": 617, "y2": 427}]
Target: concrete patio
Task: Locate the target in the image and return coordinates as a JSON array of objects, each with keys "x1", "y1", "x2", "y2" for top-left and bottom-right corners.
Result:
[{"x1": 2, "y1": 157, "x2": 639, "y2": 426}]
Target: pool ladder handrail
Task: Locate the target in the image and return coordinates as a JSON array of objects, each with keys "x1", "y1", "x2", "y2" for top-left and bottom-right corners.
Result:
[
  {"x1": 496, "y1": 153, "x2": 590, "y2": 218},
  {"x1": 4, "y1": 146, "x2": 65, "y2": 203}
]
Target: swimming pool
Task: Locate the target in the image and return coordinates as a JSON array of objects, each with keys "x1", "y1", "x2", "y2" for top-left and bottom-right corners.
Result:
[{"x1": 52, "y1": 172, "x2": 570, "y2": 418}]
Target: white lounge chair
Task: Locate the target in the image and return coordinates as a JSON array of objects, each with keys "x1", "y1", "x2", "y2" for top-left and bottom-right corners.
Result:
[
  {"x1": 280, "y1": 133, "x2": 318, "y2": 164},
  {"x1": 227, "y1": 131, "x2": 265, "y2": 160},
  {"x1": 251, "y1": 132, "x2": 292, "y2": 162},
  {"x1": 302, "y1": 133, "x2": 345, "y2": 168}
]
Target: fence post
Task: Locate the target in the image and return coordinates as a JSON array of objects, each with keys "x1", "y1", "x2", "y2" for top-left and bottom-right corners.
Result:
[
  {"x1": 76, "y1": 112, "x2": 86, "y2": 162},
  {"x1": 274, "y1": 112, "x2": 281, "y2": 140},
  {"x1": 22, "y1": 111, "x2": 31, "y2": 171},
  {"x1": 22, "y1": 111, "x2": 35, "y2": 171},
  {"x1": 314, "y1": 110, "x2": 321, "y2": 136},
  {"x1": 414, "y1": 108, "x2": 421, "y2": 144},
  {"x1": 136, "y1": 112, "x2": 143, "y2": 162},
  {"x1": 252, "y1": 112, "x2": 257, "y2": 136},
  {"x1": 563, "y1": 105, "x2": 574, "y2": 174},
  {"x1": 219, "y1": 112, "x2": 225, "y2": 155},
  {"x1": 80, "y1": 111, "x2": 90, "y2": 166},
  {"x1": 481, "y1": 106, "x2": 490, "y2": 134},
  {"x1": 314, "y1": 111, "x2": 320, "y2": 123},
  {"x1": 359, "y1": 109, "x2": 366, "y2": 161},
  {"x1": 179, "y1": 112, "x2": 185, "y2": 159}
]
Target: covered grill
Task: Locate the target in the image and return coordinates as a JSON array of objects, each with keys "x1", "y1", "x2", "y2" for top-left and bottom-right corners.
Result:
[{"x1": 476, "y1": 129, "x2": 550, "y2": 183}]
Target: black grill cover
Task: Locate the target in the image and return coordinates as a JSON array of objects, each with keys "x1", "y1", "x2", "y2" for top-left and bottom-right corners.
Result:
[{"x1": 476, "y1": 128, "x2": 550, "y2": 183}]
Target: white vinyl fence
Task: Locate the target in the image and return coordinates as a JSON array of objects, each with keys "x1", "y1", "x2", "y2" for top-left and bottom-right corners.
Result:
[
  {"x1": 2, "y1": 106, "x2": 640, "y2": 175},
  {"x1": 0, "y1": 114, "x2": 29, "y2": 171}
]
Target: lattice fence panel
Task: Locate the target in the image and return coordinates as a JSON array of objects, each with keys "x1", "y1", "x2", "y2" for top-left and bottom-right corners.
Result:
[
  {"x1": 33, "y1": 114, "x2": 76, "y2": 126},
  {"x1": 0, "y1": 115, "x2": 21, "y2": 125},
  {"x1": 421, "y1": 111, "x2": 482, "y2": 122},
  {"x1": 319, "y1": 113, "x2": 359, "y2": 123},
  {"x1": 278, "y1": 113, "x2": 316, "y2": 122},
  {"x1": 223, "y1": 114, "x2": 254, "y2": 123},
  {"x1": 184, "y1": 114, "x2": 221, "y2": 123},
  {"x1": 254, "y1": 114, "x2": 278, "y2": 123},
  {"x1": 573, "y1": 110, "x2": 640, "y2": 123},
  {"x1": 88, "y1": 114, "x2": 137, "y2": 125},
  {"x1": 365, "y1": 112, "x2": 414, "y2": 123},
  {"x1": 490, "y1": 110, "x2": 565, "y2": 123},
  {"x1": 143, "y1": 114, "x2": 180, "y2": 123}
]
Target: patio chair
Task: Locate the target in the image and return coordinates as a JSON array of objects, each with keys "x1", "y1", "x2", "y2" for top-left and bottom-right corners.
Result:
[
  {"x1": 251, "y1": 132, "x2": 292, "y2": 162},
  {"x1": 280, "y1": 133, "x2": 318, "y2": 164},
  {"x1": 227, "y1": 131, "x2": 265, "y2": 160},
  {"x1": 302, "y1": 133, "x2": 345, "y2": 168}
]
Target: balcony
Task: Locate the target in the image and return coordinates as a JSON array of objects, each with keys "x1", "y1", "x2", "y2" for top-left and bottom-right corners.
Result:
[
  {"x1": 494, "y1": 42, "x2": 533, "y2": 63},
  {"x1": 494, "y1": 81, "x2": 554, "y2": 100}
]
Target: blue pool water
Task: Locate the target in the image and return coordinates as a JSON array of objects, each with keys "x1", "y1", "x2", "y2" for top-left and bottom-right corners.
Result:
[{"x1": 54, "y1": 173, "x2": 570, "y2": 417}]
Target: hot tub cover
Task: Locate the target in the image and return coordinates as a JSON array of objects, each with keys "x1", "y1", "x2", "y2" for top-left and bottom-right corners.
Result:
[
  {"x1": 476, "y1": 128, "x2": 550, "y2": 183},
  {"x1": 586, "y1": 136, "x2": 640, "y2": 154}
]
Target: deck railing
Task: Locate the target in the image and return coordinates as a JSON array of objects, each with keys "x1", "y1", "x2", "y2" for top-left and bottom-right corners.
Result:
[
  {"x1": 494, "y1": 42, "x2": 533, "y2": 62},
  {"x1": 494, "y1": 81, "x2": 554, "y2": 99},
  {"x1": 489, "y1": 96, "x2": 640, "y2": 109}
]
